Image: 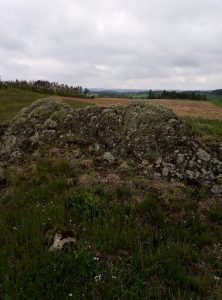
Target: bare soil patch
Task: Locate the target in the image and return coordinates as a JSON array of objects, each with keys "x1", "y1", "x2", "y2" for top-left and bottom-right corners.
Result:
[{"x1": 61, "y1": 97, "x2": 222, "y2": 120}]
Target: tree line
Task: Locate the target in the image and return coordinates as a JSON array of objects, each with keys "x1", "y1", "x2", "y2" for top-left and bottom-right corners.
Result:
[
  {"x1": 0, "y1": 79, "x2": 93, "y2": 98},
  {"x1": 147, "y1": 90, "x2": 207, "y2": 101}
]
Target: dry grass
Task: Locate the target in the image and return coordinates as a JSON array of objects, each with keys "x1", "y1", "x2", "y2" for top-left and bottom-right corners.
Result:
[
  {"x1": 61, "y1": 97, "x2": 222, "y2": 120},
  {"x1": 151, "y1": 99, "x2": 222, "y2": 120}
]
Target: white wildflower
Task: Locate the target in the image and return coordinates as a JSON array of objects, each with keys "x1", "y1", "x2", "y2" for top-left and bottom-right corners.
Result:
[
  {"x1": 93, "y1": 257, "x2": 99, "y2": 261},
  {"x1": 94, "y1": 275, "x2": 101, "y2": 282}
]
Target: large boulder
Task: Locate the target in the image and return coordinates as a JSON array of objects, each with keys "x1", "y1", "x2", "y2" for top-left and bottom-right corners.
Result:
[{"x1": 0, "y1": 98, "x2": 221, "y2": 196}]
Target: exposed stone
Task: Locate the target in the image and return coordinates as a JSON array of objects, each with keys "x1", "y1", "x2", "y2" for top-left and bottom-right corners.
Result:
[
  {"x1": 162, "y1": 167, "x2": 169, "y2": 177},
  {"x1": 211, "y1": 185, "x2": 222, "y2": 196},
  {"x1": 154, "y1": 172, "x2": 162, "y2": 178},
  {"x1": 188, "y1": 160, "x2": 196, "y2": 169},
  {"x1": 186, "y1": 170, "x2": 195, "y2": 179},
  {"x1": 49, "y1": 233, "x2": 77, "y2": 251},
  {"x1": 95, "y1": 143, "x2": 100, "y2": 151},
  {"x1": 177, "y1": 154, "x2": 184, "y2": 165},
  {"x1": 196, "y1": 148, "x2": 211, "y2": 162},
  {"x1": 44, "y1": 119, "x2": 57, "y2": 129},
  {"x1": 0, "y1": 98, "x2": 221, "y2": 196},
  {"x1": 103, "y1": 152, "x2": 115, "y2": 162}
]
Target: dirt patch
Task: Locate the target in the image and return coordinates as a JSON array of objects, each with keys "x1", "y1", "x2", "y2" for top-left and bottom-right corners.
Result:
[{"x1": 61, "y1": 97, "x2": 222, "y2": 120}]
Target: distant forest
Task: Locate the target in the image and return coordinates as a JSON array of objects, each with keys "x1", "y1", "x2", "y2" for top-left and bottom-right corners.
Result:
[
  {"x1": 210, "y1": 89, "x2": 222, "y2": 96},
  {"x1": 95, "y1": 89, "x2": 208, "y2": 101},
  {"x1": 0, "y1": 80, "x2": 92, "y2": 98},
  {"x1": 147, "y1": 90, "x2": 208, "y2": 101},
  {"x1": 1, "y1": 79, "x2": 219, "y2": 101}
]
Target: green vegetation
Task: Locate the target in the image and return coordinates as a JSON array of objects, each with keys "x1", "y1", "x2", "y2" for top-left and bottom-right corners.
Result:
[
  {"x1": 0, "y1": 79, "x2": 92, "y2": 98},
  {"x1": 95, "y1": 89, "x2": 208, "y2": 101},
  {"x1": 0, "y1": 88, "x2": 92, "y2": 122},
  {"x1": 0, "y1": 156, "x2": 221, "y2": 299},
  {"x1": 147, "y1": 90, "x2": 207, "y2": 101},
  {"x1": 206, "y1": 94, "x2": 222, "y2": 107},
  {"x1": 186, "y1": 117, "x2": 222, "y2": 139}
]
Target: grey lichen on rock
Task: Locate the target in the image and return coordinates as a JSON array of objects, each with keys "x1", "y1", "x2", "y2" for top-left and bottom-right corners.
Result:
[
  {"x1": 103, "y1": 152, "x2": 115, "y2": 162},
  {"x1": 0, "y1": 98, "x2": 74, "y2": 162},
  {"x1": 0, "y1": 98, "x2": 221, "y2": 196}
]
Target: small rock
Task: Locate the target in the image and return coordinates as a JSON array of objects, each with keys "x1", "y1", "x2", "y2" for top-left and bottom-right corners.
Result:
[
  {"x1": 188, "y1": 160, "x2": 195, "y2": 168},
  {"x1": 103, "y1": 152, "x2": 115, "y2": 162},
  {"x1": 202, "y1": 171, "x2": 214, "y2": 180},
  {"x1": 155, "y1": 158, "x2": 162, "y2": 165},
  {"x1": 162, "y1": 167, "x2": 169, "y2": 177},
  {"x1": 44, "y1": 119, "x2": 57, "y2": 129},
  {"x1": 95, "y1": 143, "x2": 100, "y2": 151},
  {"x1": 49, "y1": 233, "x2": 77, "y2": 251},
  {"x1": 211, "y1": 185, "x2": 222, "y2": 196},
  {"x1": 154, "y1": 172, "x2": 161, "y2": 178},
  {"x1": 177, "y1": 154, "x2": 184, "y2": 165},
  {"x1": 168, "y1": 118, "x2": 177, "y2": 124},
  {"x1": 196, "y1": 148, "x2": 211, "y2": 162},
  {"x1": 186, "y1": 170, "x2": 194, "y2": 179}
]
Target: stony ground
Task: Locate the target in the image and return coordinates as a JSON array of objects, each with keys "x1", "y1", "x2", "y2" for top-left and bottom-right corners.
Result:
[{"x1": 0, "y1": 98, "x2": 221, "y2": 196}]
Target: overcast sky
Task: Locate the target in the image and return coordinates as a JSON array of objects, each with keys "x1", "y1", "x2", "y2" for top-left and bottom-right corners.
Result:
[{"x1": 1, "y1": 0, "x2": 222, "y2": 90}]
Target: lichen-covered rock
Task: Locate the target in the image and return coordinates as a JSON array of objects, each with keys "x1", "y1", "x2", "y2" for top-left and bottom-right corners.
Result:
[
  {"x1": 0, "y1": 98, "x2": 74, "y2": 163},
  {"x1": 0, "y1": 98, "x2": 221, "y2": 196},
  {"x1": 103, "y1": 152, "x2": 115, "y2": 162}
]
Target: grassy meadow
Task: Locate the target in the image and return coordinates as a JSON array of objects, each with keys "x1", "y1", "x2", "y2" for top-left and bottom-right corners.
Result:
[
  {"x1": 186, "y1": 118, "x2": 222, "y2": 139},
  {"x1": 0, "y1": 156, "x2": 222, "y2": 299},
  {"x1": 0, "y1": 88, "x2": 92, "y2": 122}
]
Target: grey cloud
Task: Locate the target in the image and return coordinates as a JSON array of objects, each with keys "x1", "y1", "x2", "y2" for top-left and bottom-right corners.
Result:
[{"x1": 0, "y1": 0, "x2": 222, "y2": 89}]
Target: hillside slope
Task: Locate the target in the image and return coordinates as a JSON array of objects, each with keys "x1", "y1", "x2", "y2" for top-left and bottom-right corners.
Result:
[{"x1": 0, "y1": 88, "x2": 92, "y2": 122}]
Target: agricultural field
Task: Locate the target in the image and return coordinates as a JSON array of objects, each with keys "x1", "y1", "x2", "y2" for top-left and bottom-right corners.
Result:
[{"x1": 62, "y1": 97, "x2": 222, "y2": 120}]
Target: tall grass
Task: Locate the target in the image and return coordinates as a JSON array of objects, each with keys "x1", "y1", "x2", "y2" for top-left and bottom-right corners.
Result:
[{"x1": 186, "y1": 117, "x2": 222, "y2": 139}]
